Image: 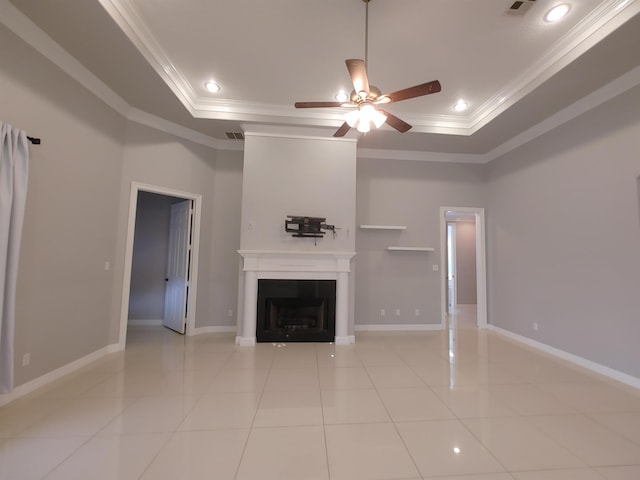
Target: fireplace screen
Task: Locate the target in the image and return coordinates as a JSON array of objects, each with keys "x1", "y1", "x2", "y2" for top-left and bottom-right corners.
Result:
[{"x1": 257, "y1": 279, "x2": 336, "y2": 342}]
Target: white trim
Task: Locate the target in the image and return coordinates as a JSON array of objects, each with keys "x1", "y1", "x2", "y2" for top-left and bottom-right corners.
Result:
[
  {"x1": 487, "y1": 325, "x2": 640, "y2": 390},
  {"x1": 486, "y1": 64, "x2": 640, "y2": 161},
  {"x1": 237, "y1": 251, "x2": 355, "y2": 346},
  {"x1": 467, "y1": 0, "x2": 640, "y2": 134},
  {"x1": 440, "y1": 207, "x2": 487, "y2": 328},
  {"x1": 236, "y1": 337, "x2": 257, "y2": 347},
  {"x1": 0, "y1": 1, "x2": 233, "y2": 152},
  {"x1": 243, "y1": 126, "x2": 358, "y2": 143},
  {"x1": 127, "y1": 319, "x2": 163, "y2": 326},
  {"x1": 0, "y1": 344, "x2": 121, "y2": 407},
  {"x1": 355, "y1": 324, "x2": 443, "y2": 332},
  {"x1": 335, "y1": 335, "x2": 356, "y2": 345},
  {"x1": 0, "y1": 0, "x2": 130, "y2": 117},
  {"x1": 118, "y1": 182, "x2": 203, "y2": 347},
  {"x1": 191, "y1": 325, "x2": 237, "y2": 335},
  {"x1": 92, "y1": 0, "x2": 640, "y2": 135},
  {"x1": 127, "y1": 109, "x2": 219, "y2": 149},
  {"x1": 3, "y1": 0, "x2": 640, "y2": 165},
  {"x1": 357, "y1": 148, "x2": 489, "y2": 164}
]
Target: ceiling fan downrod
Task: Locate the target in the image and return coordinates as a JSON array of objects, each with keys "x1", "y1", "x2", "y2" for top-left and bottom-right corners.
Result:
[{"x1": 363, "y1": 0, "x2": 370, "y2": 69}]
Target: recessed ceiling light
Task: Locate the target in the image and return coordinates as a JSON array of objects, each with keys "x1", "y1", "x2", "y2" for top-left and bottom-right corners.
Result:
[
  {"x1": 544, "y1": 3, "x2": 571, "y2": 22},
  {"x1": 205, "y1": 81, "x2": 220, "y2": 93},
  {"x1": 335, "y1": 91, "x2": 349, "y2": 102},
  {"x1": 453, "y1": 100, "x2": 468, "y2": 112}
]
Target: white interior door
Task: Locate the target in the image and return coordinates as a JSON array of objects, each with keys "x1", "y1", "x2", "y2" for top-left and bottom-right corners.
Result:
[
  {"x1": 163, "y1": 200, "x2": 192, "y2": 334},
  {"x1": 446, "y1": 222, "x2": 457, "y2": 314}
]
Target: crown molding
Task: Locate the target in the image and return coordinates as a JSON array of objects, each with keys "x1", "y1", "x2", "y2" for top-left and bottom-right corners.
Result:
[
  {"x1": 357, "y1": 148, "x2": 487, "y2": 164},
  {"x1": 100, "y1": 0, "x2": 640, "y2": 135},
  {"x1": 97, "y1": 0, "x2": 198, "y2": 112},
  {"x1": 0, "y1": 0, "x2": 130, "y2": 117},
  {"x1": 468, "y1": 0, "x2": 640, "y2": 134},
  {"x1": 0, "y1": 0, "x2": 231, "y2": 151},
  {"x1": 243, "y1": 125, "x2": 358, "y2": 143},
  {"x1": 3, "y1": 0, "x2": 639, "y2": 164},
  {"x1": 127, "y1": 109, "x2": 220, "y2": 148},
  {"x1": 486, "y1": 63, "x2": 640, "y2": 162}
]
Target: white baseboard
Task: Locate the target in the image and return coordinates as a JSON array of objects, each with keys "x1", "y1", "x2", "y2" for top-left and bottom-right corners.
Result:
[
  {"x1": 0, "y1": 344, "x2": 121, "y2": 407},
  {"x1": 355, "y1": 323, "x2": 443, "y2": 332},
  {"x1": 236, "y1": 336, "x2": 257, "y2": 346},
  {"x1": 128, "y1": 319, "x2": 163, "y2": 326},
  {"x1": 335, "y1": 335, "x2": 356, "y2": 345},
  {"x1": 191, "y1": 325, "x2": 236, "y2": 335},
  {"x1": 487, "y1": 325, "x2": 640, "y2": 390}
]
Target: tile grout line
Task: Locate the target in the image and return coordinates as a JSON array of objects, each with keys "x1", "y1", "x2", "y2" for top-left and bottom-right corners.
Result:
[{"x1": 232, "y1": 343, "x2": 275, "y2": 480}]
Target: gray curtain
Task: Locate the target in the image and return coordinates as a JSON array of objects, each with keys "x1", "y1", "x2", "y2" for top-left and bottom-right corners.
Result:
[{"x1": 0, "y1": 122, "x2": 29, "y2": 394}]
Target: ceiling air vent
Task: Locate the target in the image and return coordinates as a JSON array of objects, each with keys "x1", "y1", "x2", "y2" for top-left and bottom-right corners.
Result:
[
  {"x1": 225, "y1": 132, "x2": 245, "y2": 140},
  {"x1": 507, "y1": 0, "x2": 537, "y2": 15}
]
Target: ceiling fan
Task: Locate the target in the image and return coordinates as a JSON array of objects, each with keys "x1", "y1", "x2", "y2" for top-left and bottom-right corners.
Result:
[{"x1": 294, "y1": 0, "x2": 442, "y2": 137}]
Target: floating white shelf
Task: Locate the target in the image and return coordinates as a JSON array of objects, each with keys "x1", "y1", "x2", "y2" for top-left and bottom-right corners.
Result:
[
  {"x1": 386, "y1": 246, "x2": 435, "y2": 252},
  {"x1": 359, "y1": 225, "x2": 407, "y2": 230}
]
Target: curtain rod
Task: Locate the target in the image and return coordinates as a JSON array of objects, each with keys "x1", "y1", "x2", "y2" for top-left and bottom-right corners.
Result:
[{"x1": 27, "y1": 135, "x2": 41, "y2": 145}]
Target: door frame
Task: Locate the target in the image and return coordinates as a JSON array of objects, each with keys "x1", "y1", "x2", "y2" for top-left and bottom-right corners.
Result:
[
  {"x1": 439, "y1": 207, "x2": 487, "y2": 328},
  {"x1": 117, "y1": 182, "x2": 202, "y2": 347}
]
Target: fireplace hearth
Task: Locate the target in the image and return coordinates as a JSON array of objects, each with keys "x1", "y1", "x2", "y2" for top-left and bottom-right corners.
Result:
[{"x1": 257, "y1": 279, "x2": 336, "y2": 342}]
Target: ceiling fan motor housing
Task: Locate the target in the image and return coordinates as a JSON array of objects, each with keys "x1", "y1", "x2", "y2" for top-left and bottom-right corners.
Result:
[{"x1": 350, "y1": 85, "x2": 382, "y2": 103}]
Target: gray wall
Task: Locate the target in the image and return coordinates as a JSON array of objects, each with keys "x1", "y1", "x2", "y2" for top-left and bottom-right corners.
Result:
[
  {"x1": 128, "y1": 192, "x2": 182, "y2": 322},
  {"x1": 1, "y1": 23, "x2": 244, "y2": 390},
  {"x1": 3, "y1": 9, "x2": 640, "y2": 394},
  {"x1": 1, "y1": 23, "x2": 125, "y2": 386},
  {"x1": 240, "y1": 134, "x2": 357, "y2": 252},
  {"x1": 110, "y1": 122, "x2": 231, "y2": 343},
  {"x1": 355, "y1": 159, "x2": 485, "y2": 325},
  {"x1": 486, "y1": 83, "x2": 640, "y2": 378},
  {"x1": 455, "y1": 221, "x2": 477, "y2": 305},
  {"x1": 209, "y1": 150, "x2": 244, "y2": 327}
]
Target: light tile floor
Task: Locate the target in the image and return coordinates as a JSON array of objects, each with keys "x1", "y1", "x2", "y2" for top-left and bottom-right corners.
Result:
[{"x1": 1, "y1": 308, "x2": 640, "y2": 479}]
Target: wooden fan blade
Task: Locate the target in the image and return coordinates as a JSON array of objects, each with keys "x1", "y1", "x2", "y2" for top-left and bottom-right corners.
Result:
[
  {"x1": 380, "y1": 110, "x2": 412, "y2": 133},
  {"x1": 346, "y1": 59, "x2": 370, "y2": 95},
  {"x1": 385, "y1": 80, "x2": 441, "y2": 103},
  {"x1": 295, "y1": 101, "x2": 345, "y2": 108},
  {"x1": 333, "y1": 122, "x2": 351, "y2": 137}
]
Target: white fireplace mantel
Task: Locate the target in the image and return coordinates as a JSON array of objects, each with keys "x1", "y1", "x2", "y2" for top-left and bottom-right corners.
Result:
[{"x1": 237, "y1": 250, "x2": 356, "y2": 346}]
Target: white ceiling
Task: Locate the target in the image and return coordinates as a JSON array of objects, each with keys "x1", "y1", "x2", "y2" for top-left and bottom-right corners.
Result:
[{"x1": 6, "y1": 0, "x2": 640, "y2": 156}]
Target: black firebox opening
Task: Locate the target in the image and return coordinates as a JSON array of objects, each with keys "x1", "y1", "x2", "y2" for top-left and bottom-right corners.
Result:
[{"x1": 257, "y1": 279, "x2": 336, "y2": 342}]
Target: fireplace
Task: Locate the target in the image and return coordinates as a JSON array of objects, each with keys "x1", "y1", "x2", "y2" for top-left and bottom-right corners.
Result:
[
  {"x1": 257, "y1": 279, "x2": 336, "y2": 342},
  {"x1": 237, "y1": 250, "x2": 355, "y2": 346}
]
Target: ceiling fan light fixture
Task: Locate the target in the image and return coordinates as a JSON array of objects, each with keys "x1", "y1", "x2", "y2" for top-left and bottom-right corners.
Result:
[
  {"x1": 344, "y1": 103, "x2": 387, "y2": 133},
  {"x1": 294, "y1": 0, "x2": 441, "y2": 138},
  {"x1": 370, "y1": 107, "x2": 387, "y2": 128},
  {"x1": 357, "y1": 120, "x2": 371, "y2": 133},
  {"x1": 544, "y1": 3, "x2": 571, "y2": 22},
  {"x1": 345, "y1": 109, "x2": 360, "y2": 127}
]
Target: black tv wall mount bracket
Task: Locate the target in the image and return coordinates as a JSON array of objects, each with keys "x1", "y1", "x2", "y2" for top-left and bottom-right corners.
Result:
[{"x1": 285, "y1": 215, "x2": 338, "y2": 243}]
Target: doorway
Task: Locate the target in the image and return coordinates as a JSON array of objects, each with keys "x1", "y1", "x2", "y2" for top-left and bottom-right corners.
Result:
[
  {"x1": 118, "y1": 182, "x2": 202, "y2": 348},
  {"x1": 439, "y1": 207, "x2": 487, "y2": 328}
]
